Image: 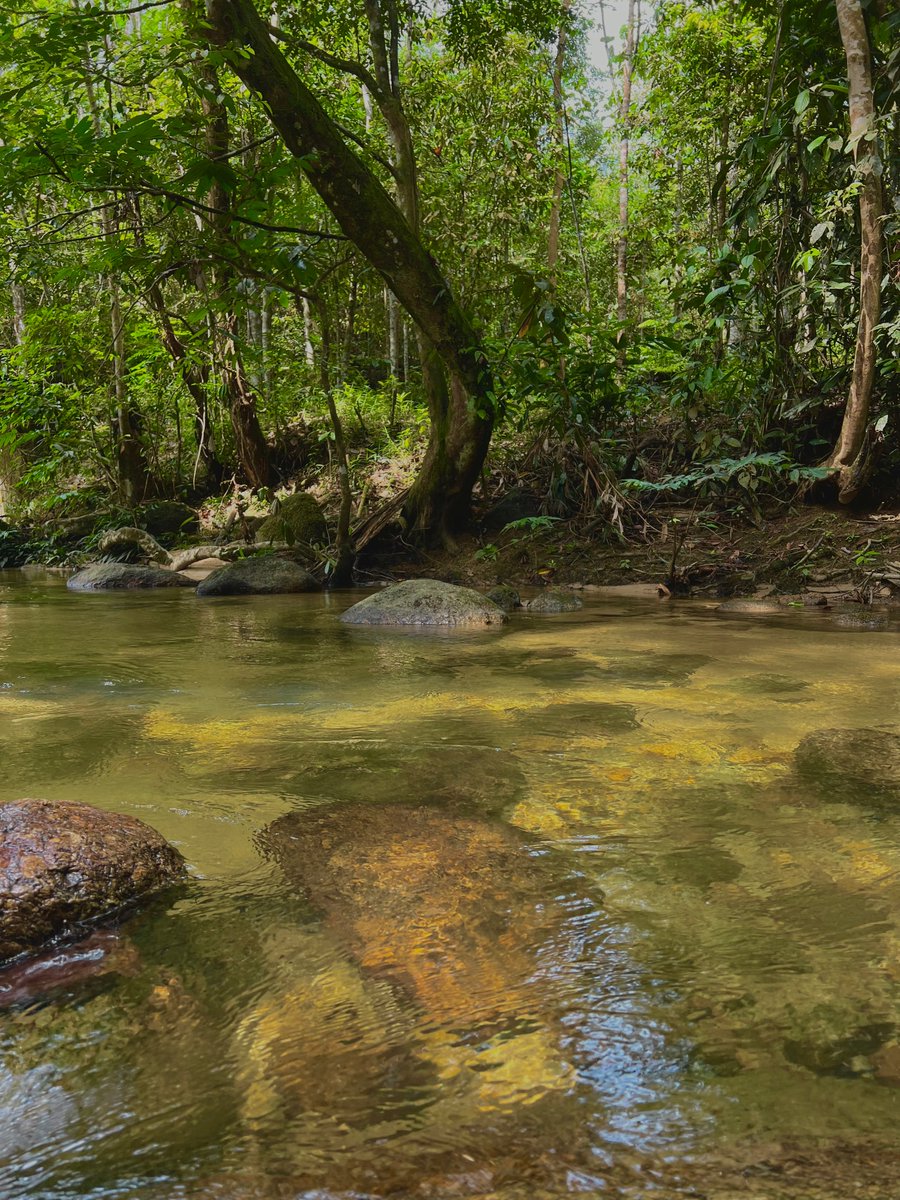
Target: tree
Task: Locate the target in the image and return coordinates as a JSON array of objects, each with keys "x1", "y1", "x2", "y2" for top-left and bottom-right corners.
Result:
[
  {"x1": 828, "y1": 0, "x2": 885, "y2": 501},
  {"x1": 202, "y1": 0, "x2": 495, "y2": 541}
]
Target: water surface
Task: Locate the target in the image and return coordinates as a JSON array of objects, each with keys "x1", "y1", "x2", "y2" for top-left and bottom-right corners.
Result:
[{"x1": 2, "y1": 571, "x2": 900, "y2": 1199}]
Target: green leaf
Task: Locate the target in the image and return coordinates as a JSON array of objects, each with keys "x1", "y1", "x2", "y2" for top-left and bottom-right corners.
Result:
[{"x1": 794, "y1": 89, "x2": 811, "y2": 115}]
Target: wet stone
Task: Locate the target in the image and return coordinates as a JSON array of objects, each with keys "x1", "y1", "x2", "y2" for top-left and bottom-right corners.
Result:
[
  {"x1": 524, "y1": 589, "x2": 583, "y2": 614},
  {"x1": 196, "y1": 556, "x2": 320, "y2": 597},
  {"x1": 67, "y1": 563, "x2": 197, "y2": 591},
  {"x1": 484, "y1": 584, "x2": 522, "y2": 612},
  {"x1": 0, "y1": 798, "x2": 185, "y2": 963},
  {"x1": 340, "y1": 579, "x2": 506, "y2": 627}
]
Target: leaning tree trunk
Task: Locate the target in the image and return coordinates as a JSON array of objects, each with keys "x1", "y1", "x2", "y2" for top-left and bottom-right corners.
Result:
[
  {"x1": 829, "y1": 0, "x2": 884, "y2": 502},
  {"x1": 201, "y1": 0, "x2": 493, "y2": 542},
  {"x1": 362, "y1": 0, "x2": 490, "y2": 540}
]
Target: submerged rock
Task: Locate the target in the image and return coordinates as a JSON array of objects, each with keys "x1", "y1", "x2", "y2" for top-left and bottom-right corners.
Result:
[
  {"x1": 716, "y1": 598, "x2": 785, "y2": 615},
  {"x1": 196, "y1": 556, "x2": 320, "y2": 597},
  {"x1": 67, "y1": 563, "x2": 196, "y2": 591},
  {"x1": 484, "y1": 584, "x2": 522, "y2": 612},
  {"x1": 831, "y1": 608, "x2": 891, "y2": 632},
  {"x1": 340, "y1": 579, "x2": 506, "y2": 627},
  {"x1": 524, "y1": 588, "x2": 583, "y2": 614},
  {"x1": 794, "y1": 726, "x2": 900, "y2": 810},
  {"x1": 256, "y1": 492, "x2": 326, "y2": 546},
  {"x1": 261, "y1": 804, "x2": 556, "y2": 1019},
  {"x1": 0, "y1": 798, "x2": 185, "y2": 963}
]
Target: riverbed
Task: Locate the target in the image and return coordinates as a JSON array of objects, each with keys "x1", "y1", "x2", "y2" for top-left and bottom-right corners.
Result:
[{"x1": 1, "y1": 570, "x2": 899, "y2": 1199}]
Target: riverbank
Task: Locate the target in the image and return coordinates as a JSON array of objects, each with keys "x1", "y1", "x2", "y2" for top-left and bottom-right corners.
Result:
[{"x1": 362, "y1": 503, "x2": 900, "y2": 607}]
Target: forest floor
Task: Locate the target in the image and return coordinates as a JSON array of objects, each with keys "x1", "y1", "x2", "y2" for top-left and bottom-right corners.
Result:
[{"x1": 362, "y1": 504, "x2": 900, "y2": 605}]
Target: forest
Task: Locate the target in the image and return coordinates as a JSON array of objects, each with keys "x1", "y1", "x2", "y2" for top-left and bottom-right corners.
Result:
[
  {"x1": 0, "y1": 0, "x2": 895, "y2": 591},
  {"x1": 3, "y1": 6, "x2": 900, "y2": 1199}
]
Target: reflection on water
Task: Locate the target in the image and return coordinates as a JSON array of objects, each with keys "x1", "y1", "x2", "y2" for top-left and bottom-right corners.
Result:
[{"x1": 1, "y1": 571, "x2": 900, "y2": 1197}]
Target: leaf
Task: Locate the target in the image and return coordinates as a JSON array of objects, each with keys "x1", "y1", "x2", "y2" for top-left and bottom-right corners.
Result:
[
  {"x1": 794, "y1": 89, "x2": 811, "y2": 115},
  {"x1": 806, "y1": 135, "x2": 827, "y2": 152},
  {"x1": 875, "y1": 414, "x2": 889, "y2": 433},
  {"x1": 810, "y1": 222, "x2": 830, "y2": 244},
  {"x1": 703, "y1": 285, "x2": 730, "y2": 305}
]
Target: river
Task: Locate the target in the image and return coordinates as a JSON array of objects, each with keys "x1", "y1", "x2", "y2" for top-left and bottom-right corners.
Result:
[{"x1": 1, "y1": 570, "x2": 899, "y2": 1199}]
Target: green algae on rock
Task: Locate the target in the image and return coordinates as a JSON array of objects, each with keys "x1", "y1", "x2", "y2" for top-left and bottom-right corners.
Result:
[
  {"x1": 484, "y1": 584, "x2": 522, "y2": 612},
  {"x1": 0, "y1": 798, "x2": 185, "y2": 963},
  {"x1": 340, "y1": 579, "x2": 507, "y2": 627}
]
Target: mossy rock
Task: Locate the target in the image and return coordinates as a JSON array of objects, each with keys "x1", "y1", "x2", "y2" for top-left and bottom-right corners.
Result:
[
  {"x1": 256, "y1": 493, "x2": 326, "y2": 546},
  {"x1": 196, "y1": 556, "x2": 320, "y2": 597},
  {"x1": 525, "y1": 589, "x2": 583, "y2": 614},
  {"x1": 340, "y1": 579, "x2": 506, "y2": 627},
  {"x1": 135, "y1": 500, "x2": 199, "y2": 539},
  {"x1": 67, "y1": 563, "x2": 196, "y2": 591},
  {"x1": 485, "y1": 584, "x2": 522, "y2": 612}
]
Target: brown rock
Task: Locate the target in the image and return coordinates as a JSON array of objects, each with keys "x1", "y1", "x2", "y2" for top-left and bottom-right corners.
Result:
[{"x1": 0, "y1": 798, "x2": 185, "y2": 963}]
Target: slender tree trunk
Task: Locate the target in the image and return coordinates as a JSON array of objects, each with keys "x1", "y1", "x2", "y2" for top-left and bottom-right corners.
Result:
[
  {"x1": 547, "y1": 0, "x2": 572, "y2": 288},
  {"x1": 201, "y1": 0, "x2": 493, "y2": 541},
  {"x1": 311, "y1": 297, "x2": 354, "y2": 586},
  {"x1": 10, "y1": 282, "x2": 25, "y2": 346},
  {"x1": 829, "y1": 0, "x2": 884, "y2": 501},
  {"x1": 81, "y1": 52, "x2": 152, "y2": 504},
  {"x1": 616, "y1": 0, "x2": 638, "y2": 358},
  {"x1": 189, "y1": 0, "x2": 271, "y2": 488}
]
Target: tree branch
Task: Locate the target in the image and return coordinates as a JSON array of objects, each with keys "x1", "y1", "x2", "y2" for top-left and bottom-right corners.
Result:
[{"x1": 266, "y1": 24, "x2": 382, "y2": 99}]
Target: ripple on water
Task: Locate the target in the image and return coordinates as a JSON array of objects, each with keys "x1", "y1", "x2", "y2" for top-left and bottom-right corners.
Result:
[{"x1": 2, "y1": 582, "x2": 900, "y2": 1197}]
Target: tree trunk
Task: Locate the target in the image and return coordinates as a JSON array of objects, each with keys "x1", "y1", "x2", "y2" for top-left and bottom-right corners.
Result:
[
  {"x1": 616, "y1": 0, "x2": 638, "y2": 356},
  {"x1": 312, "y1": 297, "x2": 354, "y2": 586},
  {"x1": 547, "y1": 1, "x2": 572, "y2": 288},
  {"x1": 202, "y1": 0, "x2": 493, "y2": 540},
  {"x1": 829, "y1": 0, "x2": 884, "y2": 502},
  {"x1": 80, "y1": 42, "x2": 153, "y2": 504},
  {"x1": 189, "y1": 1, "x2": 272, "y2": 489}
]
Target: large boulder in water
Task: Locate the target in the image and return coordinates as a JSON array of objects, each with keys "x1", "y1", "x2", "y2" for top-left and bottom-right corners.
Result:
[
  {"x1": 67, "y1": 563, "x2": 196, "y2": 591},
  {"x1": 0, "y1": 798, "x2": 185, "y2": 963},
  {"x1": 340, "y1": 578, "x2": 506, "y2": 627},
  {"x1": 196, "y1": 556, "x2": 320, "y2": 597},
  {"x1": 256, "y1": 492, "x2": 326, "y2": 546},
  {"x1": 794, "y1": 726, "x2": 900, "y2": 810}
]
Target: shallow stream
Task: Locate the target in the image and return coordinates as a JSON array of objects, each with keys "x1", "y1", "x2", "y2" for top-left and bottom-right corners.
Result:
[{"x1": 2, "y1": 571, "x2": 900, "y2": 1199}]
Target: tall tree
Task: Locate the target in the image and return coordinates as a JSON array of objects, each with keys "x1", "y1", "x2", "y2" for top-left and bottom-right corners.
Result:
[
  {"x1": 202, "y1": 0, "x2": 495, "y2": 541},
  {"x1": 828, "y1": 0, "x2": 885, "y2": 501}
]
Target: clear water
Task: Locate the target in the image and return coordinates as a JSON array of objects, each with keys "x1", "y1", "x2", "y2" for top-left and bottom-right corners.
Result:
[{"x1": 2, "y1": 570, "x2": 900, "y2": 1199}]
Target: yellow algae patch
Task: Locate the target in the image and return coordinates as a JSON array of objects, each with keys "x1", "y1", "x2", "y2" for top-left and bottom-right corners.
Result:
[
  {"x1": 0, "y1": 694, "x2": 62, "y2": 720},
  {"x1": 642, "y1": 739, "x2": 722, "y2": 766},
  {"x1": 420, "y1": 1026, "x2": 574, "y2": 1112},
  {"x1": 144, "y1": 709, "x2": 284, "y2": 750}
]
